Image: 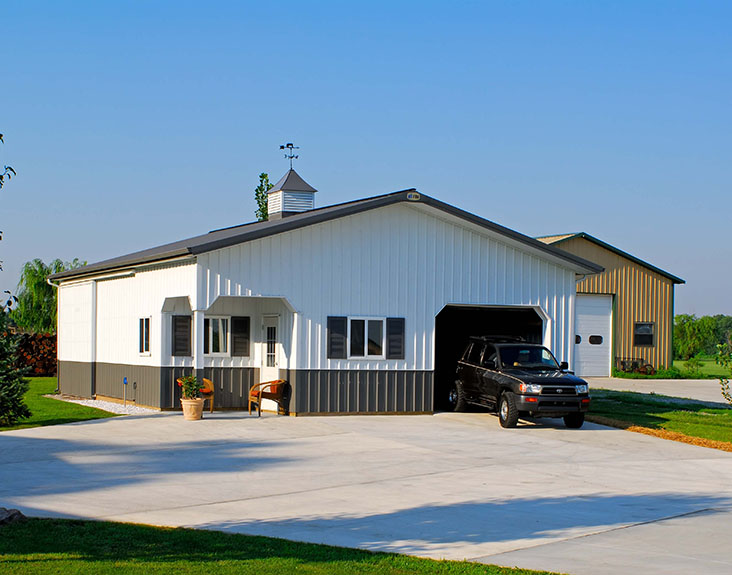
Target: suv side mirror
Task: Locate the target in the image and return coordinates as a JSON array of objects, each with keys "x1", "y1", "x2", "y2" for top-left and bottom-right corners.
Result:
[
  {"x1": 560, "y1": 361, "x2": 569, "y2": 370},
  {"x1": 483, "y1": 359, "x2": 496, "y2": 370}
]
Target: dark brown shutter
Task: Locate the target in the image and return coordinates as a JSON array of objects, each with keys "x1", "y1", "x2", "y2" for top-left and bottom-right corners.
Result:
[
  {"x1": 232, "y1": 316, "x2": 251, "y2": 357},
  {"x1": 172, "y1": 315, "x2": 192, "y2": 356},
  {"x1": 139, "y1": 318, "x2": 145, "y2": 353},
  {"x1": 327, "y1": 316, "x2": 347, "y2": 359},
  {"x1": 386, "y1": 317, "x2": 405, "y2": 359}
]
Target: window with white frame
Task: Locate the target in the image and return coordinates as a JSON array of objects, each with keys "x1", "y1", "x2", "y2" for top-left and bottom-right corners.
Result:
[
  {"x1": 204, "y1": 317, "x2": 229, "y2": 355},
  {"x1": 328, "y1": 316, "x2": 405, "y2": 360},
  {"x1": 349, "y1": 318, "x2": 384, "y2": 358},
  {"x1": 139, "y1": 317, "x2": 150, "y2": 354}
]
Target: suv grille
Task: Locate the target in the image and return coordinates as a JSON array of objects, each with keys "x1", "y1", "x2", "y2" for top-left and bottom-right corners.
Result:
[{"x1": 541, "y1": 386, "x2": 577, "y2": 396}]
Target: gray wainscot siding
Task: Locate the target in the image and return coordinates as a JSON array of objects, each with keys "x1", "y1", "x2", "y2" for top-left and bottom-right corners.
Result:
[
  {"x1": 202, "y1": 367, "x2": 258, "y2": 410},
  {"x1": 289, "y1": 370, "x2": 433, "y2": 414},
  {"x1": 60, "y1": 364, "x2": 432, "y2": 414},
  {"x1": 58, "y1": 361, "x2": 95, "y2": 399},
  {"x1": 81, "y1": 364, "x2": 257, "y2": 410},
  {"x1": 95, "y1": 363, "x2": 164, "y2": 408}
]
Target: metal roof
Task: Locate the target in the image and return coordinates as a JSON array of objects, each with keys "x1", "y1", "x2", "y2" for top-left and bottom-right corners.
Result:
[
  {"x1": 50, "y1": 190, "x2": 603, "y2": 281},
  {"x1": 267, "y1": 169, "x2": 317, "y2": 194},
  {"x1": 537, "y1": 232, "x2": 685, "y2": 284}
]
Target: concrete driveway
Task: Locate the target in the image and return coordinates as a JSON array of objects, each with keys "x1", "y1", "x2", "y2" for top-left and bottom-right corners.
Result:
[
  {"x1": 2, "y1": 411, "x2": 732, "y2": 575},
  {"x1": 587, "y1": 377, "x2": 729, "y2": 405}
]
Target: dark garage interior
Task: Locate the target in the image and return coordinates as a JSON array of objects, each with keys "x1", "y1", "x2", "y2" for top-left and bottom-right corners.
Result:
[{"x1": 434, "y1": 305, "x2": 544, "y2": 410}]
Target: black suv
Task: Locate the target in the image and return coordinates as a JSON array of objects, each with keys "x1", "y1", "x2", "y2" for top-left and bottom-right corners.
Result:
[{"x1": 448, "y1": 336, "x2": 590, "y2": 428}]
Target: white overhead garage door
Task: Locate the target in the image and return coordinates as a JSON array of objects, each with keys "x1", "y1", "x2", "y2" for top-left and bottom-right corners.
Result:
[{"x1": 574, "y1": 294, "x2": 612, "y2": 377}]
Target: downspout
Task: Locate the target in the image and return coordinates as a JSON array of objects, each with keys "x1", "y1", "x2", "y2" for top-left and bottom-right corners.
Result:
[{"x1": 90, "y1": 280, "x2": 97, "y2": 397}]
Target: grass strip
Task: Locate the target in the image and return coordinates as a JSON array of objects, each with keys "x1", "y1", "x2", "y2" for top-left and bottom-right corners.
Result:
[
  {"x1": 0, "y1": 377, "x2": 116, "y2": 432},
  {"x1": 588, "y1": 389, "x2": 732, "y2": 451},
  {"x1": 672, "y1": 359, "x2": 728, "y2": 379},
  {"x1": 0, "y1": 518, "x2": 562, "y2": 575}
]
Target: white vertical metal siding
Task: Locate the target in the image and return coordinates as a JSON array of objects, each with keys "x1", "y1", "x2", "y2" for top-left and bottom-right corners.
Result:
[
  {"x1": 57, "y1": 281, "x2": 95, "y2": 362},
  {"x1": 198, "y1": 203, "x2": 578, "y2": 372},
  {"x1": 91, "y1": 262, "x2": 197, "y2": 367}
]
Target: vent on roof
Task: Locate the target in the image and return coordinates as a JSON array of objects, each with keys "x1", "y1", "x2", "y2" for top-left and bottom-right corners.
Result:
[{"x1": 267, "y1": 169, "x2": 317, "y2": 220}]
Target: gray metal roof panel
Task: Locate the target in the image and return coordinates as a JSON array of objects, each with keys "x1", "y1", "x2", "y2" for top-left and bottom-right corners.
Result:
[
  {"x1": 268, "y1": 169, "x2": 318, "y2": 194},
  {"x1": 50, "y1": 190, "x2": 603, "y2": 281}
]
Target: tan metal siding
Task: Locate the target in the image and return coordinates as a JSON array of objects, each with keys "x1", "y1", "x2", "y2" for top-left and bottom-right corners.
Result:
[{"x1": 558, "y1": 237, "x2": 674, "y2": 368}]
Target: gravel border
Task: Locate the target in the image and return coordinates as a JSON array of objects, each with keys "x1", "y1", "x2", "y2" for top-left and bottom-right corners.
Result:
[{"x1": 45, "y1": 395, "x2": 159, "y2": 416}]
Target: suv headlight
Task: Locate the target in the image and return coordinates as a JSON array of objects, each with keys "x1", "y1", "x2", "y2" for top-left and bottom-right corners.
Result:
[
  {"x1": 519, "y1": 383, "x2": 542, "y2": 394},
  {"x1": 575, "y1": 384, "x2": 589, "y2": 394}
]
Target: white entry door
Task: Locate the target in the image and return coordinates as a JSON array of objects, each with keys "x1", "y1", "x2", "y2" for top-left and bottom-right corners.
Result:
[
  {"x1": 574, "y1": 294, "x2": 612, "y2": 377},
  {"x1": 259, "y1": 316, "x2": 281, "y2": 412}
]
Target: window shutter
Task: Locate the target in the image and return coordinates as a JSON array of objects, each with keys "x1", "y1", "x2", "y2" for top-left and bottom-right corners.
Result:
[
  {"x1": 139, "y1": 318, "x2": 145, "y2": 353},
  {"x1": 232, "y1": 316, "x2": 251, "y2": 357},
  {"x1": 327, "y1": 316, "x2": 347, "y2": 359},
  {"x1": 172, "y1": 315, "x2": 192, "y2": 356},
  {"x1": 386, "y1": 317, "x2": 405, "y2": 359}
]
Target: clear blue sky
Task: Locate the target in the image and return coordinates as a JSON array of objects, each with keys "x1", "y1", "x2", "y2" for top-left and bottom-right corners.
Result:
[{"x1": 2, "y1": 1, "x2": 730, "y2": 315}]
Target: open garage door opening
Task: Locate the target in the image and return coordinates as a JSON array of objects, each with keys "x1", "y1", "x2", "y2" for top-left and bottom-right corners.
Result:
[{"x1": 434, "y1": 305, "x2": 544, "y2": 410}]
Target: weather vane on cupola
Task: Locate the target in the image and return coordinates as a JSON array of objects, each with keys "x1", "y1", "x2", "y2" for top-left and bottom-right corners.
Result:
[{"x1": 280, "y1": 142, "x2": 300, "y2": 169}]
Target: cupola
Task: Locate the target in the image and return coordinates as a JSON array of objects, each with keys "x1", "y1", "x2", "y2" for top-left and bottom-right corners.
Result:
[{"x1": 267, "y1": 168, "x2": 318, "y2": 220}]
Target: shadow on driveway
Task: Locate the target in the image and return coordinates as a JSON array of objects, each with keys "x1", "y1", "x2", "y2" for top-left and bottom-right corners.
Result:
[{"x1": 200, "y1": 492, "x2": 731, "y2": 553}]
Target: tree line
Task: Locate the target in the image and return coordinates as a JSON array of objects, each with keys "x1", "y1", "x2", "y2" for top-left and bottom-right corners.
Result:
[{"x1": 673, "y1": 314, "x2": 732, "y2": 360}]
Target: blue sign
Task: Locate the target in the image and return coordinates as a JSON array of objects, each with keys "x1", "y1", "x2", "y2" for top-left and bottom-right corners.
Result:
[{"x1": 123, "y1": 377, "x2": 128, "y2": 385}]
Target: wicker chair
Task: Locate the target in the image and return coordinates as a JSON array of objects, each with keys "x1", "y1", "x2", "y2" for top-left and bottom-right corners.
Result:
[
  {"x1": 201, "y1": 378, "x2": 215, "y2": 413},
  {"x1": 248, "y1": 380, "x2": 289, "y2": 417}
]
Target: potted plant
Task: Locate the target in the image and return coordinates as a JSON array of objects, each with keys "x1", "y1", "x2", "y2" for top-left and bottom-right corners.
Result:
[{"x1": 178, "y1": 375, "x2": 205, "y2": 420}]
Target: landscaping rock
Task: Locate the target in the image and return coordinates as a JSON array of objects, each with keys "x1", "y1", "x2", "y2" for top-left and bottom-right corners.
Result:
[{"x1": 0, "y1": 507, "x2": 26, "y2": 526}]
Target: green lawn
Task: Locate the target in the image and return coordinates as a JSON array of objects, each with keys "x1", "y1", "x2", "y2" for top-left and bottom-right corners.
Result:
[
  {"x1": 672, "y1": 359, "x2": 728, "y2": 379},
  {"x1": 0, "y1": 377, "x2": 117, "y2": 432},
  {"x1": 0, "y1": 518, "x2": 560, "y2": 575},
  {"x1": 589, "y1": 389, "x2": 732, "y2": 444}
]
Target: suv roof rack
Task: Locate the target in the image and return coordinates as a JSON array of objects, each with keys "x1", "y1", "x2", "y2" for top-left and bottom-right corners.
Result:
[{"x1": 469, "y1": 335, "x2": 526, "y2": 343}]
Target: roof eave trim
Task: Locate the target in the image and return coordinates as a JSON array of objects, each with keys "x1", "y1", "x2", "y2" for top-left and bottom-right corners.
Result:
[
  {"x1": 550, "y1": 232, "x2": 685, "y2": 284},
  {"x1": 49, "y1": 252, "x2": 195, "y2": 282}
]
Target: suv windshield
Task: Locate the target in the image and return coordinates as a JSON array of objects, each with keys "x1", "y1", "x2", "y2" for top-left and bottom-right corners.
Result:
[{"x1": 498, "y1": 345, "x2": 560, "y2": 370}]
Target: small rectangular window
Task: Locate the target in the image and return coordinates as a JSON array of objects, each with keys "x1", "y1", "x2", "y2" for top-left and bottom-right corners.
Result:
[
  {"x1": 204, "y1": 317, "x2": 229, "y2": 355},
  {"x1": 367, "y1": 320, "x2": 383, "y2": 356},
  {"x1": 467, "y1": 343, "x2": 482, "y2": 365},
  {"x1": 172, "y1": 315, "x2": 192, "y2": 356},
  {"x1": 266, "y1": 325, "x2": 277, "y2": 367},
  {"x1": 232, "y1": 316, "x2": 251, "y2": 357},
  {"x1": 330, "y1": 316, "x2": 401, "y2": 360},
  {"x1": 634, "y1": 322, "x2": 655, "y2": 347},
  {"x1": 327, "y1": 317, "x2": 347, "y2": 359},
  {"x1": 139, "y1": 318, "x2": 150, "y2": 354},
  {"x1": 349, "y1": 318, "x2": 385, "y2": 359},
  {"x1": 350, "y1": 319, "x2": 366, "y2": 357}
]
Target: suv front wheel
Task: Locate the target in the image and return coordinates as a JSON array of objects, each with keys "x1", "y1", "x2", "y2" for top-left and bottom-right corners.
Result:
[{"x1": 498, "y1": 392, "x2": 519, "y2": 428}]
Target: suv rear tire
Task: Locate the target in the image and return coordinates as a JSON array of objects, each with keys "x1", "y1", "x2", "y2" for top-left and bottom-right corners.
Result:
[
  {"x1": 447, "y1": 380, "x2": 467, "y2": 412},
  {"x1": 498, "y1": 392, "x2": 519, "y2": 428},
  {"x1": 564, "y1": 412, "x2": 585, "y2": 429}
]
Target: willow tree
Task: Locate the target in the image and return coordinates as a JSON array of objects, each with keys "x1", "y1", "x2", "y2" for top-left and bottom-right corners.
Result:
[{"x1": 11, "y1": 258, "x2": 85, "y2": 333}]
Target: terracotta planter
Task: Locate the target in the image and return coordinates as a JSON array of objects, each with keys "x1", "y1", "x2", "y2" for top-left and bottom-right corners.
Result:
[{"x1": 180, "y1": 398, "x2": 204, "y2": 420}]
